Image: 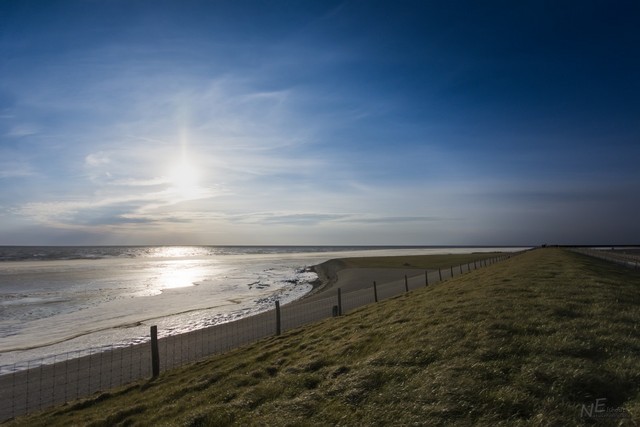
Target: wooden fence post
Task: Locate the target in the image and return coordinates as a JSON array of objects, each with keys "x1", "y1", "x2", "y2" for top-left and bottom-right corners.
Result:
[
  {"x1": 373, "y1": 281, "x2": 378, "y2": 302},
  {"x1": 425, "y1": 271, "x2": 429, "y2": 287},
  {"x1": 337, "y1": 288, "x2": 342, "y2": 316},
  {"x1": 438, "y1": 268, "x2": 442, "y2": 281},
  {"x1": 450, "y1": 265, "x2": 454, "y2": 278},
  {"x1": 404, "y1": 275, "x2": 409, "y2": 292},
  {"x1": 150, "y1": 325, "x2": 160, "y2": 378},
  {"x1": 275, "y1": 300, "x2": 281, "y2": 336},
  {"x1": 459, "y1": 264, "x2": 463, "y2": 274}
]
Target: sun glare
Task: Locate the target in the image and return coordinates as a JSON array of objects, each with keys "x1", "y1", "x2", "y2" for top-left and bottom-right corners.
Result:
[{"x1": 167, "y1": 156, "x2": 204, "y2": 201}]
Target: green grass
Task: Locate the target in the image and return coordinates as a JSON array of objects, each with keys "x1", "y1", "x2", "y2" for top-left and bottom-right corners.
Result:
[{"x1": 7, "y1": 248, "x2": 640, "y2": 426}]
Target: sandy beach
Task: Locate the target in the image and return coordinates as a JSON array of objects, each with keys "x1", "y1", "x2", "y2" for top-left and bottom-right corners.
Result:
[{"x1": 307, "y1": 258, "x2": 428, "y2": 301}]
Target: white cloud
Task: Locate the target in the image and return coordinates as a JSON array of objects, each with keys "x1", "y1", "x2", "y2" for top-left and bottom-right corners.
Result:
[
  {"x1": 0, "y1": 162, "x2": 34, "y2": 178},
  {"x1": 2, "y1": 34, "x2": 538, "y2": 245},
  {"x1": 85, "y1": 151, "x2": 110, "y2": 167},
  {"x1": 6, "y1": 124, "x2": 39, "y2": 137}
]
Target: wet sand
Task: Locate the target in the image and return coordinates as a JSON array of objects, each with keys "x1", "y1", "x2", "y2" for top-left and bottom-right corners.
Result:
[{"x1": 306, "y1": 258, "x2": 428, "y2": 301}]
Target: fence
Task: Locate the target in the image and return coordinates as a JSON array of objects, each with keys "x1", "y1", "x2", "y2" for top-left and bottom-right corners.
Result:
[
  {"x1": 0, "y1": 253, "x2": 516, "y2": 422},
  {"x1": 570, "y1": 247, "x2": 640, "y2": 270}
]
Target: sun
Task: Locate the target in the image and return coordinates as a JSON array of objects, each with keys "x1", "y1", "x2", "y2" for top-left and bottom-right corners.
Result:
[{"x1": 167, "y1": 156, "x2": 203, "y2": 201}]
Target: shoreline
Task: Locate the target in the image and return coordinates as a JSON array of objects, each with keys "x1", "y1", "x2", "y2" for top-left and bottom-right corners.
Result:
[
  {"x1": 302, "y1": 248, "x2": 528, "y2": 301},
  {"x1": 304, "y1": 258, "x2": 427, "y2": 301},
  {"x1": 306, "y1": 259, "x2": 348, "y2": 297}
]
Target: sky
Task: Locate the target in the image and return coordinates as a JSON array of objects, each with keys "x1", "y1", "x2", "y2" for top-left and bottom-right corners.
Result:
[{"x1": 1, "y1": 0, "x2": 639, "y2": 246}]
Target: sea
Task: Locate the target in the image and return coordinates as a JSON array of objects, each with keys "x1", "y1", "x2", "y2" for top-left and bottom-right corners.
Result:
[{"x1": 0, "y1": 245, "x2": 527, "y2": 372}]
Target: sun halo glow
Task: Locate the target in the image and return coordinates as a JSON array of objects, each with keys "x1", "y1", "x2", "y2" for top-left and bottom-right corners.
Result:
[{"x1": 166, "y1": 157, "x2": 204, "y2": 201}]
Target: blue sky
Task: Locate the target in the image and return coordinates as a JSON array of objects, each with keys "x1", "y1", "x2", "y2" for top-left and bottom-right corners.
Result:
[{"x1": 1, "y1": 0, "x2": 639, "y2": 245}]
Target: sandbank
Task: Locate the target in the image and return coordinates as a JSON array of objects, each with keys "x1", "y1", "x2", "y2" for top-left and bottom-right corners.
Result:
[{"x1": 306, "y1": 259, "x2": 426, "y2": 301}]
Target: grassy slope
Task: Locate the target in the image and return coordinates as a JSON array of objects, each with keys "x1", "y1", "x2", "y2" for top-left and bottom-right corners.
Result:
[{"x1": 7, "y1": 249, "x2": 640, "y2": 426}]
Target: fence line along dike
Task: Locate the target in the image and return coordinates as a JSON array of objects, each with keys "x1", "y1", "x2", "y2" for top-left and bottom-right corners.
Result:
[
  {"x1": 571, "y1": 247, "x2": 640, "y2": 270},
  {"x1": 0, "y1": 251, "x2": 520, "y2": 422}
]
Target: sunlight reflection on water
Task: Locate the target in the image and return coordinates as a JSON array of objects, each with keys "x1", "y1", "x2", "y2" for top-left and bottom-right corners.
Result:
[
  {"x1": 147, "y1": 260, "x2": 212, "y2": 294},
  {"x1": 147, "y1": 246, "x2": 211, "y2": 258}
]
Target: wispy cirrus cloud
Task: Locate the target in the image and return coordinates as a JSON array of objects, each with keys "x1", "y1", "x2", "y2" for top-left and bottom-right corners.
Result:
[
  {"x1": 0, "y1": 162, "x2": 35, "y2": 178},
  {"x1": 2, "y1": 1, "x2": 639, "y2": 245},
  {"x1": 84, "y1": 152, "x2": 110, "y2": 167},
  {"x1": 6, "y1": 124, "x2": 39, "y2": 137},
  {"x1": 14, "y1": 180, "x2": 220, "y2": 229},
  {"x1": 225, "y1": 212, "x2": 451, "y2": 227}
]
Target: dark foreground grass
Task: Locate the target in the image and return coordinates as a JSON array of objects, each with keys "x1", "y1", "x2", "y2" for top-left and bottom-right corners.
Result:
[{"x1": 6, "y1": 249, "x2": 640, "y2": 426}]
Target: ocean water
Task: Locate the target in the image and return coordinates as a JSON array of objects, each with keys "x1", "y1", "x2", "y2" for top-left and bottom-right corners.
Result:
[{"x1": 0, "y1": 246, "x2": 525, "y2": 370}]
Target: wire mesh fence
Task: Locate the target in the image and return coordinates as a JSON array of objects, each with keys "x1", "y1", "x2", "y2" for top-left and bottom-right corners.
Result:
[
  {"x1": 0, "y1": 253, "x2": 515, "y2": 422},
  {"x1": 0, "y1": 342, "x2": 152, "y2": 421},
  {"x1": 571, "y1": 247, "x2": 640, "y2": 270}
]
